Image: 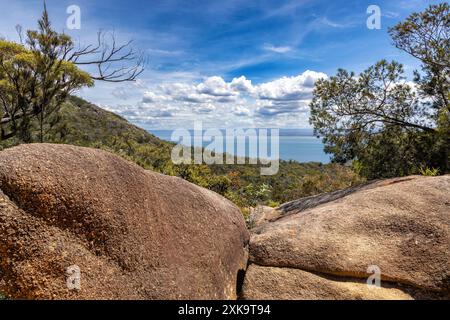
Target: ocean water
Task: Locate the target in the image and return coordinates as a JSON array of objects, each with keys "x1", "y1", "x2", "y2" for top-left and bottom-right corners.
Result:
[{"x1": 149, "y1": 129, "x2": 331, "y2": 164}]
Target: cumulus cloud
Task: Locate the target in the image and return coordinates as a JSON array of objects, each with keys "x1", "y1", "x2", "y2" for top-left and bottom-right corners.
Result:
[
  {"x1": 230, "y1": 76, "x2": 253, "y2": 93},
  {"x1": 194, "y1": 103, "x2": 216, "y2": 114},
  {"x1": 255, "y1": 70, "x2": 326, "y2": 101},
  {"x1": 255, "y1": 100, "x2": 310, "y2": 117},
  {"x1": 233, "y1": 106, "x2": 251, "y2": 117},
  {"x1": 142, "y1": 91, "x2": 165, "y2": 103},
  {"x1": 197, "y1": 76, "x2": 237, "y2": 97},
  {"x1": 110, "y1": 70, "x2": 327, "y2": 128}
]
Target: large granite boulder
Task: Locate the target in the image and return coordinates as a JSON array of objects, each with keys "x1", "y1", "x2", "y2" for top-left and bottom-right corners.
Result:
[
  {"x1": 0, "y1": 143, "x2": 249, "y2": 299},
  {"x1": 242, "y1": 176, "x2": 450, "y2": 300}
]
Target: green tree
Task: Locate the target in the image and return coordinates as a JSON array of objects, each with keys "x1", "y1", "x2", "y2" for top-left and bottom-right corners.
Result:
[
  {"x1": 0, "y1": 5, "x2": 145, "y2": 143},
  {"x1": 310, "y1": 3, "x2": 449, "y2": 178},
  {"x1": 390, "y1": 2, "x2": 449, "y2": 173},
  {"x1": 389, "y1": 3, "x2": 449, "y2": 111}
]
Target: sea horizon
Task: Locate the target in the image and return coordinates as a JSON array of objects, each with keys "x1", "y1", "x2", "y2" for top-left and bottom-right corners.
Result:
[{"x1": 148, "y1": 128, "x2": 331, "y2": 164}]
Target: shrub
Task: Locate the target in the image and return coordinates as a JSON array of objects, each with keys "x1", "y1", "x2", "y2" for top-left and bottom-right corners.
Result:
[{"x1": 419, "y1": 166, "x2": 440, "y2": 176}]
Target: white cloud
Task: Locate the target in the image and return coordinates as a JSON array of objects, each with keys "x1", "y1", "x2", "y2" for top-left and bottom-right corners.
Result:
[
  {"x1": 197, "y1": 76, "x2": 237, "y2": 97},
  {"x1": 318, "y1": 17, "x2": 355, "y2": 29},
  {"x1": 142, "y1": 91, "x2": 169, "y2": 103},
  {"x1": 230, "y1": 76, "x2": 254, "y2": 93},
  {"x1": 263, "y1": 44, "x2": 292, "y2": 53},
  {"x1": 142, "y1": 91, "x2": 157, "y2": 103},
  {"x1": 104, "y1": 70, "x2": 327, "y2": 129},
  {"x1": 383, "y1": 11, "x2": 400, "y2": 19},
  {"x1": 195, "y1": 103, "x2": 216, "y2": 114},
  {"x1": 255, "y1": 100, "x2": 309, "y2": 117},
  {"x1": 160, "y1": 82, "x2": 206, "y2": 103},
  {"x1": 233, "y1": 106, "x2": 251, "y2": 117},
  {"x1": 255, "y1": 70, "x2": 327, "y2": 101}
]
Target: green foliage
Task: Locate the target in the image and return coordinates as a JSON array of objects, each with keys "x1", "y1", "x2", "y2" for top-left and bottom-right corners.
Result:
[
  {"x1": 242, "y1": 183, "x2": 272, "y2": 207},
  {"x1": 351, "y1": 160, "x2": 363, "y2": 176},
  {"x1": 266, "y1": 200, "x2": 280, "y2": 208},
  {"x1": 389, "y1": 3, "x2": 449, "y2": 112},
  {"x1": 419, "y1": 166, "x2": 440, "y2": 177}
]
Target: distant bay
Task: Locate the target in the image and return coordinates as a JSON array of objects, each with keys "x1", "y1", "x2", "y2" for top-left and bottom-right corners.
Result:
[{"x1": 148, "y1": 129, "x2": 331, "y2": 164}]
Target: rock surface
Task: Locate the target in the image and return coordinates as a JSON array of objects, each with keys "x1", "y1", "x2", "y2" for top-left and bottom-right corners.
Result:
[
  {"x1": 242, "y1": 265, "x2": 413, "y2": 300},
  {"x1": 0, "y1": 143, "x2": 249, "y2": 300},
  {"x1": 243, "y1": 176, "x2": 450, "y2": 300}
]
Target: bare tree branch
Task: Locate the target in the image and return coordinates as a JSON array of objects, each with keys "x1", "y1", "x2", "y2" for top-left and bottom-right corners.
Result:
[{"x1": 69, "y1": 31, "x2": 147, "y2": 82}]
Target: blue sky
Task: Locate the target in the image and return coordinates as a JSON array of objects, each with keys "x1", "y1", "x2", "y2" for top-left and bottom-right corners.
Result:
[{"x1": 0, "y1": 0, "x2": 442, "y2": 129}]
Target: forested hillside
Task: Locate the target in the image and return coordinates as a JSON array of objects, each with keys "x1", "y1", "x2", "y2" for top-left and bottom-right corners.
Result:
[{"x1": 0, "y1": 95, "x2": 363, "y2": 212}]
